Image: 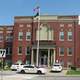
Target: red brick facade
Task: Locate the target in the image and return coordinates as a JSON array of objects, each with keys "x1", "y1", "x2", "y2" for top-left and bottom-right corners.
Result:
[
  {"x1": 0, "y1": 26, "x2": 13, "y2": 65},
  {"x1": 0, "y1": 15, "x2": 80, "y2": 67}
]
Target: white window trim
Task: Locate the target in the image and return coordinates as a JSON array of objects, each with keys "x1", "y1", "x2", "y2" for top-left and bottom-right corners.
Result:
[
  {"x1": 59, "y1": 48, "x2": 64, "y2": 56},
  {"x1": 59, "y1": 32, "x2": 64, "y2": 41},
  {"x1": 6, "y1": 36, "x2": 13, "y2": 42},
  {"x1": 18, "y1": 47, "x2": 22, "y2": 55},
  {"x1": 6, "y1": 47, "x2": 11, "y2": 55},
  {"x1": 18, "y1": 32, "x2": 23, "y2": 41},
  {"x1": 67, "y1": 48, "x2": 72, "y2": 56},
  {"x1": 67, "y1": 31, "x2": 72, "y2": 41},
  {"x1": 26, "y1": 32, "x2": 31, "y2": 41},
  {"x1": 25, "y1": 47, "x2": 30, "y2": 55}
]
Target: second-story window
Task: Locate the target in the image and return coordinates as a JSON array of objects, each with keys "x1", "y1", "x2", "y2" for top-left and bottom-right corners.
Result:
[
  {"x1": 6, "y1": 33, "x2": 13, "y2": 41},
  {"x1": 18, "y1": 32, "x2": 23, "y2": 41},
  {"x1": 59, "y1": 31, "x2": 64, "y2": 41},
  {"x1": 26, "y1": 32, "x2": 31, "y2": 41},
  {"x1": 68, "y1": 31, "x2": 72, "y2": 41},
  {"x1": 0, "y1": 33, "x2": 3, "y2": 41}
]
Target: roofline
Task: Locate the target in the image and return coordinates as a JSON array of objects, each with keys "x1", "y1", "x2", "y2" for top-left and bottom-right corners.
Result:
[
  {"x1": 0, "y1": 25, "x2": 13, "y2": 27},
  {"x1": 14, "y1": 16, "x2": 33, "y2": 19},
  {"x1": 14, "y1": 15, "x2": 78, "y2": 17}
]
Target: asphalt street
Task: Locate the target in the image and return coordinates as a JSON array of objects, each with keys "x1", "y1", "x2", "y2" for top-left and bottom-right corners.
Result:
[
  {"x1": 0, "y1": 70, "x2": 80, "y2": 80},
  {"x1": 0, "y1": 71, "x2": 16, "y2": 76},
  {"x1": 28, "y1": 76, "x2": 80, "y2": 80}
]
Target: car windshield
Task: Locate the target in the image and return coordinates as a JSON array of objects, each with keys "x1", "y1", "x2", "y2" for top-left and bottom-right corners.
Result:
[
  {"x1": 53, "y1": 63, "x2": 61, "y2": 66},
  {"x1": 53, "y1": 65, "x2": 60, "y2": 66}
]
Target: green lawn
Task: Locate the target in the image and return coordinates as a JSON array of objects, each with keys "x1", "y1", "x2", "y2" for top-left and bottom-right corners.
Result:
[{"x1": 67, "y1": 70, "x2": 80, "y2": 75}]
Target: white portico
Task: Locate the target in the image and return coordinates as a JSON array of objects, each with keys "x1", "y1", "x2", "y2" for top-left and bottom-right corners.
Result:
[{"x1": 31, "y1": 43, "x2": 56, "y2": 67}]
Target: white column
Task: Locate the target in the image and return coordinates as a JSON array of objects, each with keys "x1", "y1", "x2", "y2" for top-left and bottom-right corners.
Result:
[
  {"x1": 31, "y1": 48, "x2": 34, "y2": 65},
  {"x1": 54, "y1": 49, "x2": 56, "y2": 63},
  {"x1": 48, "y1": 49, "x2": 50, "y2": 67},
  {"x1": 51, "y1": 50, "x2": 53, "y2": 66}
]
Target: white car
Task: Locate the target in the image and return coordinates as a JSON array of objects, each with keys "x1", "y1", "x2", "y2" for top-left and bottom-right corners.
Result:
[
  {"x1": 10, "y1": 64, "x2": 24, "y2": 71},
  {"x1": 17, "y1": 65, "x2": 46, "y2": 74},
  {"x1": 51, "y1": 63, "x2": 62, "y2": 72}
]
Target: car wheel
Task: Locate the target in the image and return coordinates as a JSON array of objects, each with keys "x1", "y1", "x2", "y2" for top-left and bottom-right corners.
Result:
[
  {"x1": 11, "y1": 69, "x2": 16, "y2": 71},
  {"x1": 21, "y1": 70, "x2": 25, "y2": 73},
  {"x1": 37, "y1": 70, "x2": 42, "y2": 74}
]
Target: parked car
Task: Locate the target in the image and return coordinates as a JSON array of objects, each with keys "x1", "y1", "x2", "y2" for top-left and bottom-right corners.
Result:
[
  {"x1": 17, "y1": 65, "x2": 46, "y2": 74},
  {"x1": 10, "y1": 64, "x2": 24, "y2": 71},
  {"x1": 51, "y1": 63, "x2": 62, "y2": 72}
]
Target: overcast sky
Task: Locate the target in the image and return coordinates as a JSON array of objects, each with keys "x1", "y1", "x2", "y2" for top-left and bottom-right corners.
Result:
[{"x1": 0, "y1": 0, "x2": 80, "y2": 25}]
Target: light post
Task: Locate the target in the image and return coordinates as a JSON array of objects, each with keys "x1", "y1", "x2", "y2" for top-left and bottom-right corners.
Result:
[{"x1": 36, "y1": 8, "x2": 40, "y2": 66}]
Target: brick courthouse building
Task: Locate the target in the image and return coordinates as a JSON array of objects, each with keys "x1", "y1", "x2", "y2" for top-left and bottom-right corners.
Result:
[{"x1": 1, "y1": 15, "x2": 80, "y2": 67}]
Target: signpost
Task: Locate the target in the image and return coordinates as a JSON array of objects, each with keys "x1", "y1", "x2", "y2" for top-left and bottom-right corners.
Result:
[
  {"x1": 0, "y1": 49, "x2": 6, "y2": 80},
  {"x1": 0, "y1": 49, "x2": 6, "y2": 58}
]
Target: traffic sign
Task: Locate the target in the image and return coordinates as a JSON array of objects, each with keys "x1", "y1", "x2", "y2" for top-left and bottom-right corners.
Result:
[{"x1": 0, "y1": 49, "x2": 6, "y2": 58}]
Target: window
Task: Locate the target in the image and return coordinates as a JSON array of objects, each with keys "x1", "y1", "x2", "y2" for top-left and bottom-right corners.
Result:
[
  {"x1": 6, "y1": 47, "x2": 12, "y2": 55},
  {"x1": 26, "y1": 46, "x2": 31, "y2": 55},
  {"x1": 67, "y1": 48, "x2": 72, "y2": 56},
  {"x1": 6, "y1": 34, "x2": 13, "y2": 41},
  {"x1": 6, "y1": 36, "x2": 13, "y2": 41},
  {"x1": 0, "y1": 33, "x2": 3, "y2": 41},
  {"x1": 59, "y1": 47, "x2": 64, "y2": 56},
  {"x1": 68, "y1": 31, "x2": 72, "y2": 41},
  {"x1": 18, "y1": 46, "x2": 22, "y2": 54},
  {"x1": 18, "y1": 32, "x2": 23, "y2": 41},
  {"x1": 59, "y1": 32, "x2": 64, "y2": 41},
  {"x1": 26, "y1": 32, "x2": 31, "y2": 41}
]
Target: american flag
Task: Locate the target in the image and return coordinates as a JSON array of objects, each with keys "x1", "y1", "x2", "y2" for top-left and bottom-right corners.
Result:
[{"x1": 33, "y1": 6, "x2": 40, "y2": 17}]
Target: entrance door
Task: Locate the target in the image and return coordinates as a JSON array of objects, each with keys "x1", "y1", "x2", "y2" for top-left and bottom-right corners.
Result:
[
  {"x1": 39, "y1": 50, "x2": 48, "y2": 66},
  {"x1": 40, "y1": 55, "x2": 47, "y2": 65}
]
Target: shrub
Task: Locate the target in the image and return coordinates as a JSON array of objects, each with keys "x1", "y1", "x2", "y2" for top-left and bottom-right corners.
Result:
[{"x1": 71, "y1": 66, "x2": 76, "y2": 70}]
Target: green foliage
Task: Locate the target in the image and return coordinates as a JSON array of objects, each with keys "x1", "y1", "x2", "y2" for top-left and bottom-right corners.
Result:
[
  {"x1": 0, "y1": 60, "x2": 11, "y2": 70},
  {"x1": 67, "y1": 70, "x2": 80, "y2": 75}
]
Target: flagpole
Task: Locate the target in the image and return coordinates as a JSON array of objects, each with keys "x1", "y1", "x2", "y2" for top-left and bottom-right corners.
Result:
[{"x1": 36, "y1": 6, "x2": 40, "y2": 67}]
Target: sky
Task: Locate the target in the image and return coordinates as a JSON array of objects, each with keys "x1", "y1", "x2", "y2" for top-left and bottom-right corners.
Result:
[{"x1": 0, "y1": 0, "x2": 80, "y2": 25}]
